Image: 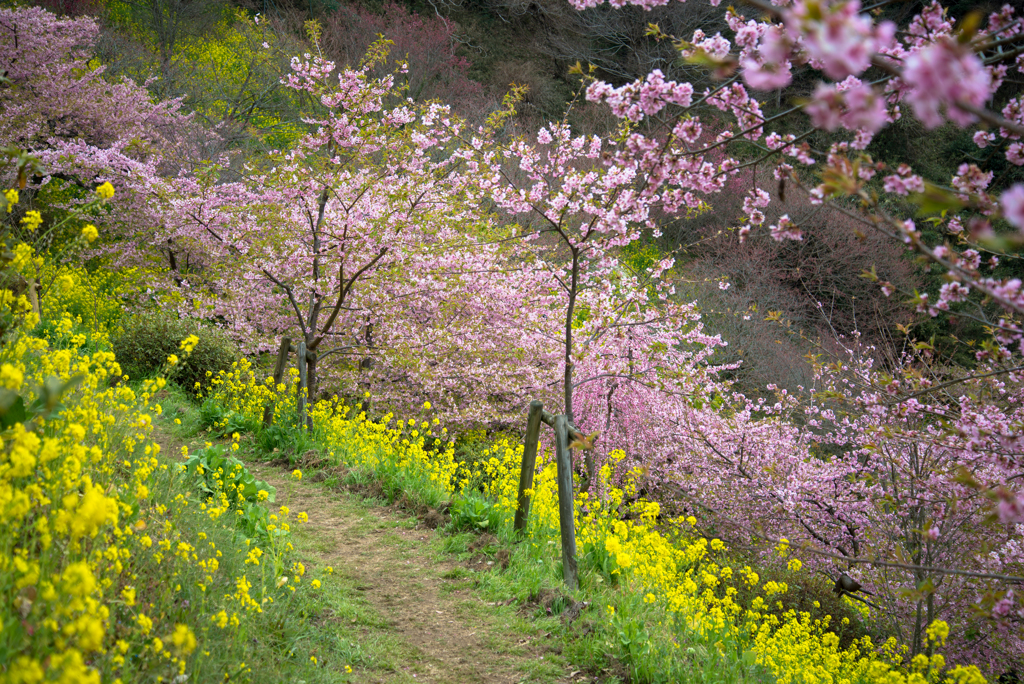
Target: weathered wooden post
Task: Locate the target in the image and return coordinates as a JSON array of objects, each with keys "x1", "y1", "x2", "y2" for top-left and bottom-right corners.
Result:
[
  {"x1": 553, "y1": 414, "x2": 578, "y2": 591},
  {"x1": 262, "y1": 337, "x2": 292, "y2": 426},
  {"x1": 297, "y1": 339, "x2": 308, "y2": 431},
  {"x1": 514, "y1": 400, "x2": 545, "y2": 535}
]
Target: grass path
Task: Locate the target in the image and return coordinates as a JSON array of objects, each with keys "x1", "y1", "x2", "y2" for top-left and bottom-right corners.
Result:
[{"x1": 153, "y1": 412, "x2": 580, "y2": 684}]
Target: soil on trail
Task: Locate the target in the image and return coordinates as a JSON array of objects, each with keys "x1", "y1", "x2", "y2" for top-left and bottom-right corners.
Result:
[{"x1": 249, "y1": 462, "x2": 570, "y2": 684}]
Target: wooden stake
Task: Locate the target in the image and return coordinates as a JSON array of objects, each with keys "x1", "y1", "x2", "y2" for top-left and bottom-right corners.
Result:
[
  {"x1": 539, "y1": 408, "x2": 586, "y2": 444},
  {"x1": 262, "y1": 337, "x2": 292, "y2": 426},
  {"x1": 514, "y1": 400, "x2": 544, "y2": 535},
  {"x1": 297, "y1": 340, "x2": 308, "y2": 431},
  {"x1": 554, "y1": 414, "x2": 578, "y2": 591}
]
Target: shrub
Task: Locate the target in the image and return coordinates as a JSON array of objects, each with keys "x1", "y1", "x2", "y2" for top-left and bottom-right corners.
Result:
[{"x1": 112, "y1": 311, "x2": 239, "y2": 391}]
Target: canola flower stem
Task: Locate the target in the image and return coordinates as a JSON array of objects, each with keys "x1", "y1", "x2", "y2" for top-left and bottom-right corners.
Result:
[
  {"x1": 554, "y1": 414, "x2": 579, "y2": 591},
  {"x1": 514, "y1": 399, "x2": 545, "y2": 535}
]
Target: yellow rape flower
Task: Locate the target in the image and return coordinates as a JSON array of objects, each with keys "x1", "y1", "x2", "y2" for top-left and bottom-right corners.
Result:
[
  {"x1": 170, "y1": 624, "x2": 197, "y2": 655},
  {"x1": 926, "y1": 619, "x2": 949, "y2": 647},
  {"x1": 95, "y1": 182, "x2": 115, "y2": 199},
  {"x1": 61, "y1": 561, "x2": 96, "y2": 597},
  {"x1": 81, "y1": 224, "x2": 99, "y2": 242},
  {"x1": 21, "y1": 210, "x2": 42, "y2": 232},
  {"x1": 136, "y1": 613, "x2": 154, "y2": 635},
  {"x1": 8, "y1": 657, "x2": 43, "y2": 682},
  {"x1": 0, "y1": 363, "x2": 24, "y2": 390}
]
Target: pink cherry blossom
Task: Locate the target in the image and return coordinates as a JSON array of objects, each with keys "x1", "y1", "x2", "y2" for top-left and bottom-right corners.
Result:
[
  {"x1": 1000, "y1": 184, "x2": 1024, "y2": 232},
  {"x1": 902, "y1": 39, "x2": 993, "y2": 128}
]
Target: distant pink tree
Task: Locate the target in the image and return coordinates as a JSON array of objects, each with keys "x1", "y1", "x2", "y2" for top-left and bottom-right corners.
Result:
[{"x1": 0, "y1": 6, "x2": 198, "y2": 255}]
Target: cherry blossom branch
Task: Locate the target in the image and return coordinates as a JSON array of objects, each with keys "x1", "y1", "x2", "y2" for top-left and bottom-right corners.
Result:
[
  {"x1": 260, "y1": 268, "x2": 310, "y2": 337},
  {"x1": 312, "y1": 246, "x2": 390, "y2": 350},
  {"x1": 883, "y1": 366, "x2": 1024, "y2": 406}
]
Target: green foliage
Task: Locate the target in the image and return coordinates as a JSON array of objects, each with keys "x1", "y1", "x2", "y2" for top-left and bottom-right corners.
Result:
[
  {"x1": 256, "y1": 422, "x2": 291, "y2": 452},
  {"x1": 621, "y1": 239, "x2": 662, "y2": 275},
  {"x1": 578, "y1": 536, "x2": 622, "y2": 586},
  {"x1": 613, "y1": 615, "x2": 656, "y2": 680},
  {"x1": 199, "y1": 397, "x2": 259, "y2": 437},
  {"x1": 181, "y1": 442, "x2": 281, "y2": 544},
  {"x1": 112, "y1": 311, "x2": 238, "y2": 390},
  {"x1": 253, "y1": 420, "x2": 320, "y2": 464},
  {"x1": 0, "y1": 374, "x2": 83, "y2": 431},
  {"x1": 449, "y1": 492, "x2": 503, "y2": 532},
  {"x1": 101, "y1": 2, "x2": 306, "y2": 152}
]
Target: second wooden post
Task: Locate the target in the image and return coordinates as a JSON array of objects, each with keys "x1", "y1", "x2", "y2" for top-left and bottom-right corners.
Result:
[
  {"x1": 553, "y1": 414, "x2": 578, "y2": 590},
  {"x1": 514, "y1": 400, "x2": 544, "y2": 535}
]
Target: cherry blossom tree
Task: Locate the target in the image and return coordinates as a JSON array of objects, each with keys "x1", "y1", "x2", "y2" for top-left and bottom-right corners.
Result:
[
  {"x1": 154, "y1": 39, "x2": 558, "y2": 424},
  {"x1": 0, "y1": 6, "x2": 202, "y2": 254},
  {"x1": 547, "y1": 0, "x2": 1024, "y2": 668}
]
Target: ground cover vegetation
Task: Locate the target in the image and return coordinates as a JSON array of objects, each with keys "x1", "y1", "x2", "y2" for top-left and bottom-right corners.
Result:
[{"x1": 2, "y1": 0, "x2": 1024, "y2": 681}]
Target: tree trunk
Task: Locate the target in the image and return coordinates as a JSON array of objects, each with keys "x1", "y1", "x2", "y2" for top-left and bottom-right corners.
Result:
[
  {"x1": 359, "y1": 317, "x2": 374, "y2": 414},
  {"x1": 262, "y1": 337, "x2": 292, "y2": 426},
  {"x1": 297, "y1": 340, "x2": 308, "y2": 431},
  {"x1": 563, "y1": 248, "x2": 580, "y2": 423},
  {"x1": 305, "y1": 347, "x2": 317, "y2": 430}
]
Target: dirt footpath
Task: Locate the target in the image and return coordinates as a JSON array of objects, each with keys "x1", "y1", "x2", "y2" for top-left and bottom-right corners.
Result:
[{"x1": 248, "y1": 462, "x2": 571, "y2": 684}]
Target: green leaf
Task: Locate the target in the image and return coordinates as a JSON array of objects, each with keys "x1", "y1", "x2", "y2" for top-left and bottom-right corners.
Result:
[
  {"x1": 911, "y1": 184, "x2": 966, "y2": 215},
  {"x1": 0, "y1": 391, "x2": 28, "y2": 429}
]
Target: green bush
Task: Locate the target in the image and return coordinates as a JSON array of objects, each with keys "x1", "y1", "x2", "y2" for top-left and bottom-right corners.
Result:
[{"x1": 112, "y1": 312, "x2": 239, "y2": 391}]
